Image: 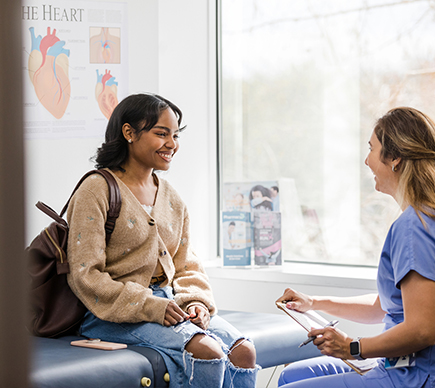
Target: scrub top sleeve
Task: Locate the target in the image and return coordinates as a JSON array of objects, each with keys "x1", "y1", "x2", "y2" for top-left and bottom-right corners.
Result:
[{"x1": 391, "y1": 208, "x2": 435, "y2": 288}]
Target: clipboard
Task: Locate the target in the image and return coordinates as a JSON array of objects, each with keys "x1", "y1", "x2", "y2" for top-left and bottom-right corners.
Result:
[{"x1": 276, "y1": 301, "x2": 379, "y2": 375}]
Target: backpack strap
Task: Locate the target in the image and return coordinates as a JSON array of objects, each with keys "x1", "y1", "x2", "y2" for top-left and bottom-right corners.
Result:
[
  {"x1": 36, "y1": 201, "x2": 68, "y2": 227},
  {"x1": 60, "y1": 169, "x2": 122, "y2": 244}
]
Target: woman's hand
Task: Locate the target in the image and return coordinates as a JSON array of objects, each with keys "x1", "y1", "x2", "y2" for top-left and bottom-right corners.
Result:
[
  {"x1": 309, "y1": 326, "x2": 353, "y2": 359},
  {"x1": 276, "y1": 287, "x2": 314, "y2": 313},
  {"x1": 164, "y1": 301, "x2": 189, "y2": 326},
  {"x1": 188, "y1": 304, "x2": 210, "y2": 330}
]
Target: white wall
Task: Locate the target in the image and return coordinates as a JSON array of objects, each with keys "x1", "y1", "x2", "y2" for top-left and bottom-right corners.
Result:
[
  {"x1": 157, "y1": 0, "x2": 218, "y2": 261},
  {"x1": 25, "y1": 0, "x2": 218, "y2": 262}
]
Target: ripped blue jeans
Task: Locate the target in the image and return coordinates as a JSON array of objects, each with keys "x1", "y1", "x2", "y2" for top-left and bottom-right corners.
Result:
[{"x1": 80, "y1": 284, "x2": 259, "y2": 388}]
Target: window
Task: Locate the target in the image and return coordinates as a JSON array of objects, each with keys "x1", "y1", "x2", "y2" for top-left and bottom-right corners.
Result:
[{"x1": 220, "y1": 0, "x2": 435, "y2": 266}]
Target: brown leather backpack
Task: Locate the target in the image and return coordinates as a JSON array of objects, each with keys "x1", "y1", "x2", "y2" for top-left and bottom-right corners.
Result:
[{"x1": 26, "y1": 169, "x2": 121, "y2": 337}]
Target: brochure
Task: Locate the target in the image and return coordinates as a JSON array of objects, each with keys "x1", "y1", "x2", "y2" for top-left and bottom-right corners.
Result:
[
  {"x1": 223, "y1": 181, "x2": 279, "y2": 213},
  {"x1": 222, "y1": 211, "x2": 252, "y2": 266},
  {"x1": 253, "y1": 211, "x2": 282, "y2": 266}
]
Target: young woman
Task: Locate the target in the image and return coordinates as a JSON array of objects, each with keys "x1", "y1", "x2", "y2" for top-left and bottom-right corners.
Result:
[
  {"x1": 276, "y1": 107, "x2": 435, "y2": 388},
  {"x1": 66, "y1": 93, "x2": 258, "y2": 388}
]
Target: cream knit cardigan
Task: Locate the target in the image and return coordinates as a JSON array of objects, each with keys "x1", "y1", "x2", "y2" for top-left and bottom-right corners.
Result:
[{"x1": 66, "y1": 169, "x2": 216, "y2": 325}]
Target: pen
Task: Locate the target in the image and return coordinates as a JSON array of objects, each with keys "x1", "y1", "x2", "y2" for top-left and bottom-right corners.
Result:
[{"x1": 298, "y1": 320, "x2": 339, "y2": 348}]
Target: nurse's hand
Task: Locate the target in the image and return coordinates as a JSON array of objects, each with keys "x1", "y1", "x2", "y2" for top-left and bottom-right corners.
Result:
[
  {"x1": 188, "y1": 304, "x2": 210, "y2": 330},
  {"x1": 164, "y1": 301, "x2": 189, "y2": 326},
  {"x1": 309, "y1": 326, "x2": 353, "y2": 359},
  {"x1": 276, "y1": 287, "x2": 313, "y2": 313}
]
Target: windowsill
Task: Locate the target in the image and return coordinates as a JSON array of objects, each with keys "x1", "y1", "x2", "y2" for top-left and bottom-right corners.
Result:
[{"x1": 204, "y1": 259, "x2": 378, "y2": 290}]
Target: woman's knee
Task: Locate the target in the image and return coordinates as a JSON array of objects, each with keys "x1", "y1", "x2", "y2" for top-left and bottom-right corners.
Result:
[
  {"x1": 228, "y1": 339, "x2": 256, "y2": 369},
  {"x1": 184, "y1": 333, "x2": 225, "y2": 360}
]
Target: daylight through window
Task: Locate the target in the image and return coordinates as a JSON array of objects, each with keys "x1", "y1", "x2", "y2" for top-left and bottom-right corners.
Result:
[{"x1": 220, "y1": 0, "x2": 435, "y2": 266}]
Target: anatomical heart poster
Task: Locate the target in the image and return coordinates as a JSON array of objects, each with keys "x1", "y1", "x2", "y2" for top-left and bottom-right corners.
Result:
[{"x1": 22, "y1": 1, "x2": 128, "y2": 139}]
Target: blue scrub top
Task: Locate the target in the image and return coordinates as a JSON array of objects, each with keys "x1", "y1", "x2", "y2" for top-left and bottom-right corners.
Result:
[{"x1": 376, "y1": 206, "x2": 435, "y2": 387}]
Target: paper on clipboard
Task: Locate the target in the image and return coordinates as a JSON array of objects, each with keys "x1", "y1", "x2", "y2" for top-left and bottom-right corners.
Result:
[
  {"x1": 276, "y1": 301, "x2": 379, "y2": 375},
  {"x1": 276, "y1": 301, "x2": 329, "y2": 330}
]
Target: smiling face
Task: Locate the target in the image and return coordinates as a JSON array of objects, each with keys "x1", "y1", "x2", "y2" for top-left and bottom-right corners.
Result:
[
  {"x1": 365, "y1": 131, "x2": 400, "y2": 198},
  {"x1": 124, "y1": 107, "x2": 180, "y2": 172}
]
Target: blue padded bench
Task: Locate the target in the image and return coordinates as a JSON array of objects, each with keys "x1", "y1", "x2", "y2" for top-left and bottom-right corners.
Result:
[
  {"x1": 30, "y1": 310, "x2": 321, "y2": 388},
  {"x1": 31, "y1": 336, "x2": 169, "y2": 388}
]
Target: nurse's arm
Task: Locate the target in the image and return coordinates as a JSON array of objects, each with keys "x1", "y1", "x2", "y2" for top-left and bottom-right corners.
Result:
[
  {"x1": 311, "y1": 293, "x2": 385, "y2": 324},
  {"x1": 358, "y1": 270, "x2": 435, "y2": 359}
]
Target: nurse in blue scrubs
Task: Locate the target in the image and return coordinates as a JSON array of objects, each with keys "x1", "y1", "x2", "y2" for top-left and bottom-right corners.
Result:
[{"x1": 276, "y1": 107, "x2": 435, "y2": 388}]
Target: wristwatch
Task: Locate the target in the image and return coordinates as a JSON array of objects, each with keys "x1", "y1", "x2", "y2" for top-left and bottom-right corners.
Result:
[{"x1": 350, "y1": 337, "x2": 366, "y2": 360}]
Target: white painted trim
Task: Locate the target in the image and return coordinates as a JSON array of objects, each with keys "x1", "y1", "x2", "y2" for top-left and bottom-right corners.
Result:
[{"x1": 205, "y1": 260, "x2": 378, "y2": 290}]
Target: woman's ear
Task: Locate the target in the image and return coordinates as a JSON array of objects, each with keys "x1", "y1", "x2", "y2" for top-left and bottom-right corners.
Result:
[
  {"x1": 392, "y1": 157, "x2": 402, "y2": 172},
  {"x1": 122, "y1": 123, "x2": 134, "y2": 143}
]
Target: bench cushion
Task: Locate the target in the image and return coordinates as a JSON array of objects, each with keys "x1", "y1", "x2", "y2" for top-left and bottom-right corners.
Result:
[
  {"x1": 30, "y1": 336, "x2": 167, "y2": 388},
  {"x1": 30, "y1": 310, "x2": 321, "y2": 388}
]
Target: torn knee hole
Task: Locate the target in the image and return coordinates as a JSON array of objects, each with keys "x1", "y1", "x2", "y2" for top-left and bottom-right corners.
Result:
[
  {"x1": 184, "y1": 333, "x2": 225, "y2": 360},
  {"x1": 228, "y1": 338, "x2": 249, "y2": 355},
  {"x1": 228, "y1": 339, "x2": 256, "y2": 368}
]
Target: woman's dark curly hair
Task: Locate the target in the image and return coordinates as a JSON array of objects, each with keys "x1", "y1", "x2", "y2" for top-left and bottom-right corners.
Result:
[{"x1": 93, "y1": 93, "x2": 183, "y2": 171}]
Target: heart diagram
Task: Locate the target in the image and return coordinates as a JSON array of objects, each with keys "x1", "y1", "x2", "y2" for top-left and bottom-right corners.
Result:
[
  {"x1": 90, "y1": 28, "x2": 121, "y2": 64},
  {"x1": 28, "y1": 27, "x2": 71, "y2": 119},
  {"x1": 95, "y1": 69, "x2": 118, "y2": 119}
]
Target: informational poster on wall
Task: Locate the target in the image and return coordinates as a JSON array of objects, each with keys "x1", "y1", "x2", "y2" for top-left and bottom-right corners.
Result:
[{"x1": 21, "y1": 1, "x2": 128, "y2": 139}]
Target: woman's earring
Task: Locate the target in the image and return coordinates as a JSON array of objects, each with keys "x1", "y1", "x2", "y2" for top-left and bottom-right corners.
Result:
[
  {"x1": 128, "y1": 139, "x2": 132, "y2": 144},
  {"x1": 392, "y1": 164, "x2": 396, "y2": 172}
]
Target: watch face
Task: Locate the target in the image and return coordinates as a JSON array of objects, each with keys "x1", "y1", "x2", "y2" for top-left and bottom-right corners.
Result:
[{"x1": 350, "y1": 341, "x2": 360, "y2": 355}]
